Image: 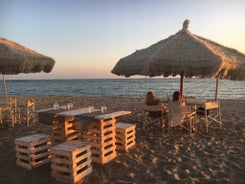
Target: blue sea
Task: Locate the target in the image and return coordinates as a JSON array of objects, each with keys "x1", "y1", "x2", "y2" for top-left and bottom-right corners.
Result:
[{"x1": 1, "y1": 78, "x2": 245, "y2": 100}]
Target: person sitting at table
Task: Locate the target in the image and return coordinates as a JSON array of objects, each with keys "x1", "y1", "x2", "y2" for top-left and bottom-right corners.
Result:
[
  {"x1": 168, "y1": 91, "x2": 190, "y2": 127},
  {"x1": 145, "y1": 91, "x2": 167, "y2": 117}
]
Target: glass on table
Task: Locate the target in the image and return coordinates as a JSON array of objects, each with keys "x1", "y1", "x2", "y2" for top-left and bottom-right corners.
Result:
[
  {"x1": 67, "y1": 103, "x2": 73, "y2": 110},
  {"x1": 88, "y1": 106, "x2": 94, "y2": 113},
  {"x1": 53, "y1": 103, "x2": 59, "y2": 110},
  {"x1": 101, "y1": 105, "x2": 107, "y2": 113},
  {"x1": 101, "y1": 106, "x2": 104, "y2": 113}
]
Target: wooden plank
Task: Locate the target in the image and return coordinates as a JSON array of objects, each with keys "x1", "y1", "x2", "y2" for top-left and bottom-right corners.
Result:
[
  {"x1": 116, "y1": 134, "x2": 135, "y2": 143},
  {"x1": 16, "y1": 156, "x2": 51, "y2": 170},
  {"x1": 52, "y1": 166, "x2": 92, "y2": 183},
  {"x1": 30, "y1": 151, "x2": 51, "y2": 161},
  {"x1": 52, "y1": 128, "x2": 77, "y2": 136},
  {"x1": 116, "y1": 140, "x2": 135, "y2": 152},
  {"x1": 91, "y1": 151, "x2": 117, "y2": 164},
  {"x1": 52, "y1": 121, "x2": 73, "y2": 129},
  {"x1": 16, "y1": 151, "x2": 51, "y2": 162},
  {"x1": 205, "y1": 101, "x2": 219, "y2": 110},
  {"x1": 51, "y1": 141, "x2": 89, "y2": 155},
  {"x1": 30, "y1": 144, "x2": 52, "y2": 153},
  {"x1": 15, "y1": 134, "x2": 50, "y2": 146},
  {"x1": 90, "y1": 140, "x2": 115, "y2": 151},
  {"x1": 52, "y1": 135, "x2": 78, "y2": 142},
  {"x1": 116, "y1": 128, "x2": 135, "y2": 136},
  {"x1": 116, "y1": 122, "x2": 135, "y2": 129},
  {"x1": 116, "y1": 130, "x2": 136, "y2": 139},
  {"x1": 91, "y1": 144, "x2": 115, "y2": 156},
  {"x1": 52, "y1": 151, "x2": 91, "y2": 168},
  {"x1": 95, "y1": 111, "x2": 131, "y2": 120},
  {"x1": 51, "y1": 140, "x2": 92, "y2": 183}
]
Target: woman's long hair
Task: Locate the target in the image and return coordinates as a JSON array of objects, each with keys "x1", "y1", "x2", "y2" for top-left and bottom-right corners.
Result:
[{"x1": 145, "y1": 91, "x2": 157, "y2": 105}]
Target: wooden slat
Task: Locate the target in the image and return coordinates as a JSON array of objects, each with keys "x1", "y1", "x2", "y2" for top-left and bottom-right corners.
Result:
[
  {"x1": 51, "y1": 141, "x2": 92, "y2": 183},
  {"x1": 95, "y1": 111, "x2": 131, "y2": 120},
  {"x1": 205, "y1": 101, "x2": 219, "y2": 110}
]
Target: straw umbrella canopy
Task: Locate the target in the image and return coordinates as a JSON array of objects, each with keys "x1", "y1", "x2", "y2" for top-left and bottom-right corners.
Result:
[
  {"x1": 111, "y1": 20, "x2": 245, "y2": 99},
  {"x1": 0, "y1": 37, "x2": 55, "y2": 96}
]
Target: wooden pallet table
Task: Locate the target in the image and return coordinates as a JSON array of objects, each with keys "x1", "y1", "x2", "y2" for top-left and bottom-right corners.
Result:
[
  {"x1": 15, "y1": 134, "x2": 52, "y2": 170},
  {"x1": 116, "y1": 122, "x2": 136, "y2": 152},
  {"x1": 52, "y1": 116, "x2": 79, "y2": 144},
  {"x1": 82, "y1": 118, "x2": 117, "y2": 164},
  {"x1": 51, "y1": 140, "x2": 92, "y2": 184}
]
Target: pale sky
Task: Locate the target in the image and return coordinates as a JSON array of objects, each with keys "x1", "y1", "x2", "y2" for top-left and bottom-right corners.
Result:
[{"x1": 1, "y1": 0, "x2": 245, "y2": 79}]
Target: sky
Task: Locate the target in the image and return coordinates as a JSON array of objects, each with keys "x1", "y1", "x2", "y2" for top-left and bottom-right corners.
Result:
[{"x1": 1, "y1": 0, "x2": 245, "y2": 79}]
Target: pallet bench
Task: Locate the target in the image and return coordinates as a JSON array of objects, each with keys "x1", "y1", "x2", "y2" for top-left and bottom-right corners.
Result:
[
  {"x1": 51, "y1": 116, "x2": 79, "y2": 144},
  {"x1": 116, "y1": 122, "x2": 136, "y2": 152},
  {"x1": 51, "y1": 140, "x2": 92, "y2": 184},
  {"x1": 15, "y1": 134, "x2": 52, "y2": 170}
]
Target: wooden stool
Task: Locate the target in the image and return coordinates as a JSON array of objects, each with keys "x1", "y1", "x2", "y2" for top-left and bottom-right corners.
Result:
[
  {"x1": 51, "y1": 140, "x2": 92, "y2": 184},
  {"x1": 116, "y1": 122, "x2": 136, "y2": 152},
  {"x1": 16, "y1": 99, "x2": 36, "y2": 127},
  {"x1": 15, "y1": 134, "x2": 52, "y2": 169}
]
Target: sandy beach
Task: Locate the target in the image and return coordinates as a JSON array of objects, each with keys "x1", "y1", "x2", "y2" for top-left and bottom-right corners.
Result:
[{"x1": 0, "y1": 96, "x2": 244, "y2": 184}]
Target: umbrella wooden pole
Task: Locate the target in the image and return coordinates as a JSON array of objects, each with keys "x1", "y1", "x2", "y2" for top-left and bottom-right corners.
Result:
[
  {"x1": 215, "y1": 77, "x2": 219, "y2": 101},
  {"x1": 180, "y1": 72, "x2": 184, "y2": 98},
  {"x1": 2, "y1": 74, "x2": 8, "y2": 97}
]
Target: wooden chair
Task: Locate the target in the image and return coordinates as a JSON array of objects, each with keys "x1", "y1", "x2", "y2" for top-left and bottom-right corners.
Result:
[
  {"x1": 167, "y1": 101, "x2": 197, "y2": 135},
  {"x1": 16, "y1": 99, "x2": 36, "y2": 127},
  {"x1": 27, "y1": 100, "x2": 35, "y2": 127},
  {"x1": 0, "y1": 97, "x2": 18, "y2": 127},
  {"x1": 200, "y1": 101, "x2": 222, "y2": 133},
  {"x1": 143, "y1": 104, "x2": 167, "y2": 131}
]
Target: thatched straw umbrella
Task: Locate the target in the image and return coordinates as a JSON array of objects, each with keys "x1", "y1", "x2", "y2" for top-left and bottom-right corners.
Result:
[
  {"x1": 111, "y1": 20, "x2": 245, "y2": 99},
  {"x1": 0, "y1": 37, "x2": 55, "y2": 96}
]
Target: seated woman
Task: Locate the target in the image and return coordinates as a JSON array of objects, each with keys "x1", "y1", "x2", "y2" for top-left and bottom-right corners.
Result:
[
  {"x1": 145, "y1": 91, "x2": 167, "y2": 117},
  {"x1": 168, "y1": 91, "x2": 189, "y2": 127}
]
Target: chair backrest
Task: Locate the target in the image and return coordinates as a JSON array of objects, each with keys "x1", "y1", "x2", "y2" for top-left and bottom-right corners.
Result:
[
  {"x1": 27, "y1": 100, "x2": 35, "y2": 109},
  {"x1": 27, "y1": 100, "x2": 35, "y2": 127},
  {"x1": 168, "y1": 101, "x2": 187, "y2": 113},
  {"x1": 144, "y1": 104, "x2": 163, "y2": 112},
  {"x1": 205, "y1": 101, "x2": 219, "y2": 110}
]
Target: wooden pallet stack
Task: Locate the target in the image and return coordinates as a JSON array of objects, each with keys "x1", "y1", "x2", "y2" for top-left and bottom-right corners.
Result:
[
  {"x1": 51, "y1": 116, "x2": 79, "y2": 144},
  {"x1": 51, "y1": 140, "x2": 92, "y2": 184},
  {"x1": 15, "y1": 134, "x2": 52, "y2": 170},
  {"x1": 81, "y1": 118, "x2": 117, "y2": 164},
  {"x1": 115, "y1": 122, "x2": 136, "y2": 152}
]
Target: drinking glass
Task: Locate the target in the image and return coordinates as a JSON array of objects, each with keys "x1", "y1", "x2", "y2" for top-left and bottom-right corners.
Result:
[
  {"x1": 102, "y1": 105, "x2": 107, "y2": 113},
  {"x1": 88, "y1": 106, "x2": 94, "y2": 113},
  {"x1": 67, "y1": 103, "x2": 73, "y2": 110},
  {"x1": 101, "y1": 106, "x2": 104, "y2": 113},
  {"x1": 53, "y1": 103, "x2": 59, "y2": 110}
]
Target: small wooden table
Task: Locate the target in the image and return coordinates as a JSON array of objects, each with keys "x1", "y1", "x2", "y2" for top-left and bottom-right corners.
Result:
[{"x1": 36, "y1": 107, "x2": 132, "y2": 164}]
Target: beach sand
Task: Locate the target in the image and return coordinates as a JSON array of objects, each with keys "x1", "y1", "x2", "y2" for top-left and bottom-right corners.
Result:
[{"x1": 0, "y1": 96, "x2": 244, "y2": 184}]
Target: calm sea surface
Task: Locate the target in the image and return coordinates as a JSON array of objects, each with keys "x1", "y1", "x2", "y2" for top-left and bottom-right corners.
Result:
[{"x1": 1, "y1": 78, "x2": 245, "y2": 100}]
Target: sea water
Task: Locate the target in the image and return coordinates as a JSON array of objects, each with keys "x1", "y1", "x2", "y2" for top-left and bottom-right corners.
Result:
[{"x1": 1, "y1": 78, "x2": 245, "y2": 100}]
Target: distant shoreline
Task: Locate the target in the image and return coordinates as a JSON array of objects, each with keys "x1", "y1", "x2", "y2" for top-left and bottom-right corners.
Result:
[{"x1": 2, "y1": 78, "x2": 245, "y2": 100}]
